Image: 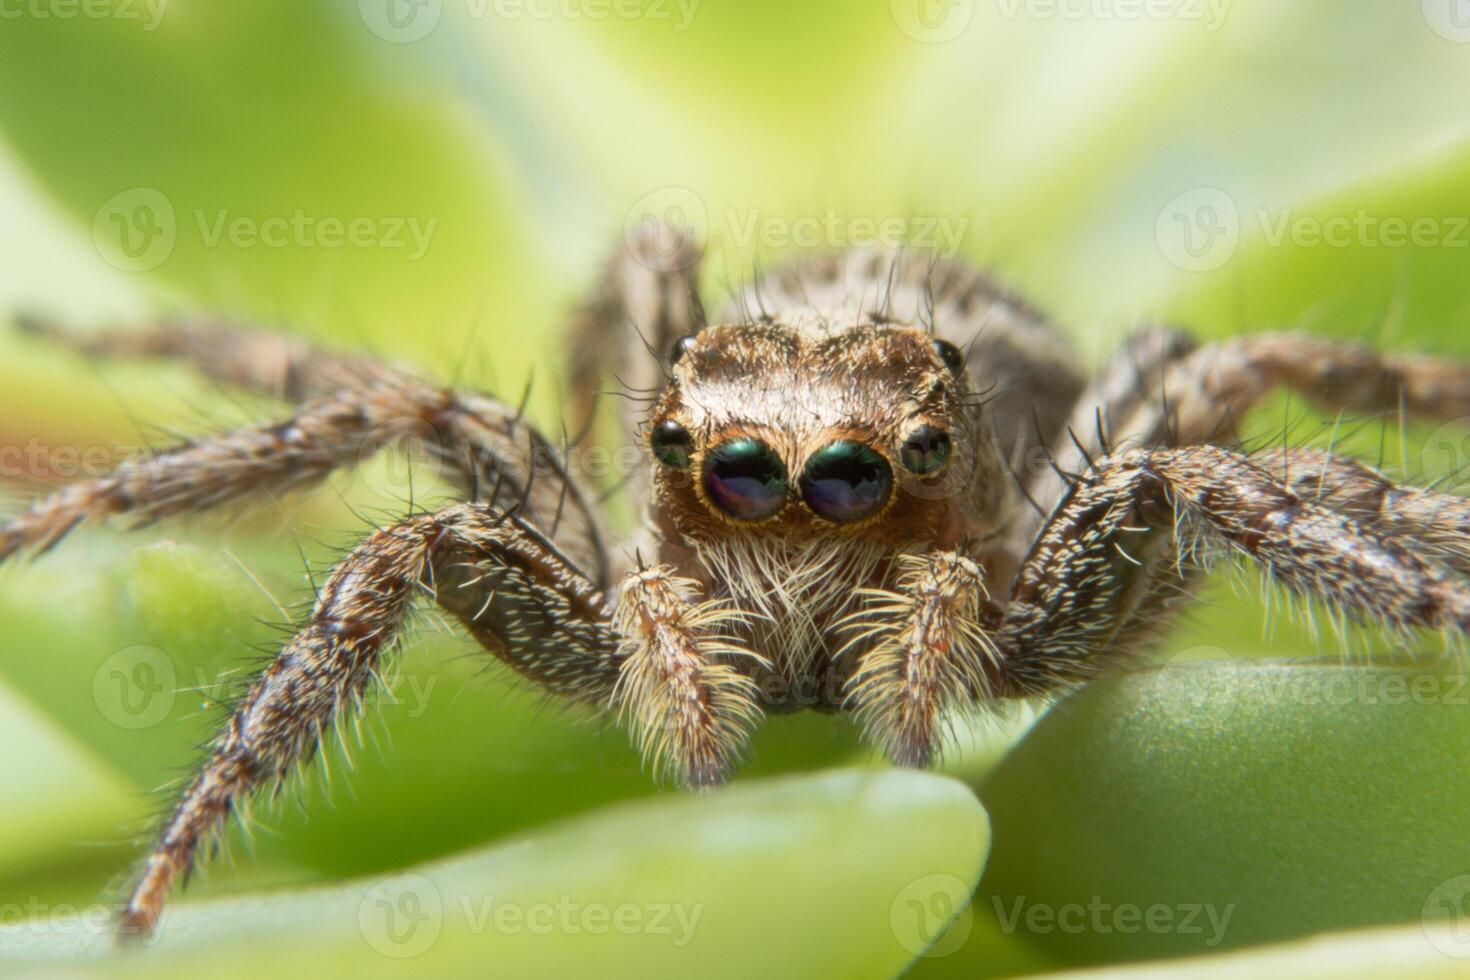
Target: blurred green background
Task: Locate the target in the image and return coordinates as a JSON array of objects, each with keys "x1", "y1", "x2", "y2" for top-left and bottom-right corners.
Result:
[{"x1": 3, "y1": 1, "x2": 1470, "y2": 977}]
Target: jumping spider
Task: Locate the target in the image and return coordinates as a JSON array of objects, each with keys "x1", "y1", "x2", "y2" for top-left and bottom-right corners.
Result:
[{"x1": 7, "y1": 221, "x2": 1470, "y2": 939}]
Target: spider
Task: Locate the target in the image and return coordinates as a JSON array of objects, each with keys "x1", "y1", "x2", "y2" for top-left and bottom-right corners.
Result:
[{"x1": 7, "y1": 221, "x2": 1470, "y2": 940}]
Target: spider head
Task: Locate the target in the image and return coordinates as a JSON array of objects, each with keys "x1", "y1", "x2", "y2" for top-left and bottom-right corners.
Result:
[{"x1": 645, "y1": 322, "x2": 991, "y2": 548}]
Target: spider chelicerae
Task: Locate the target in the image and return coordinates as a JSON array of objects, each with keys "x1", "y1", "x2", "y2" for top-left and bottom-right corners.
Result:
[{"x1": 6, "y1": 221, "x2": 1470, "y2": 938}]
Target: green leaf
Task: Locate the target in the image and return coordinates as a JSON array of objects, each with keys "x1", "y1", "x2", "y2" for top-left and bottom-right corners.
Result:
[
  {"x1": 0, "y1": 682, "x2": 137, "y2": 883},
  {"x1": 0, "y1": 2, "x2": 535, "y2": 360},
  {"x1": 1027, "y1": 921, "x2": 1470, "y2": 980},
  {"x1": 976, "y1": 659, "x2": 1470, "y2": 965},
  {"x1": 0, "y1": 769, "x2": 991, "y2": 980}
]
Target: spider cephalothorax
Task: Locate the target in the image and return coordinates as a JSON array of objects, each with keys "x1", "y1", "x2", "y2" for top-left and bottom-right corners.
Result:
[
  {"x1": 649, "y1": 322, "x2": 990, "y2": 541},
  {"x1": 642, "y1": 322, "x2": 1000, "y2": 697},
  {"x1": 7, "y1": 222, "x2": 1470, "y2": 939}
]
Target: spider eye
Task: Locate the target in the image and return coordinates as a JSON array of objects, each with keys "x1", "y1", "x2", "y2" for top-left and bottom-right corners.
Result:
[
  {"x1": 800, "y1": 441, "x2": 892, "y2": 523},
  {"x1": 650, "y1": 420, "x2": 693, "y2": 468},
  {"x1": 703, "y1": 438, "x2": 787, "y2": 521},
  {"x1": 900, "y1": 426, "x2": 952, "y2": 475},
  {"x1": 670, "y1": 333, "x2": 699, "y2": 365},
  {"x1": 932, "y1": 339, "x2": 965, "y2": 374}
]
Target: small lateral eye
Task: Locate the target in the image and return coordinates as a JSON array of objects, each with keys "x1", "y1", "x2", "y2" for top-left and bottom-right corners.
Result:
[
  {"x1": 932, "y1": 339, "x2": 965, "y2": 374},
  {"x1": 900, "y1": 426, "x2": 952, "y2": 475},
  {"x1": 670, "y1": 334, "x2": 699, "y2": 365},
  {"x1": 650, "y1": 420, "x2": 693, "y2": 468}
]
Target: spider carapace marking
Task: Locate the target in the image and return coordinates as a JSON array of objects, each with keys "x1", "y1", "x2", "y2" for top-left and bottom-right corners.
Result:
[{"x1": 8, "y1": 221, "x2": 1470, "y2": 939}]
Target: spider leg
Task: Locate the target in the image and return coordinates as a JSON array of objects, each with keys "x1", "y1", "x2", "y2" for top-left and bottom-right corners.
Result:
[
  {"x1": 15, "y1": 311, "x2": 406, "y2": 402},
  {"x1": 0, "y1": 378, "x2": 609, "y2": 582},
  {"x1": 1009, "y1": 326, "x2": 1197, "y2": 553},
  {"x1": 1253, "y1": 446, "x2": 1470, "y2": 578},
  {"x1": 996, "y1": 445, "x2": 1470, "y2": 699},
  {"x1": 836, "y1": 552, "x2": 997, "y2": 767},
  {"x1": 611, "y1": 565, "x2": 765, "y2": 788},
  {"x1": 1027, "y1": 327, "x2": 1470, "y2": 530},
  {"x1": 119, "y1": 502, "x2": 622, "y2": 939},
  {"x1": 565, "y1": 220, "x2": 706, "y2": 444}
]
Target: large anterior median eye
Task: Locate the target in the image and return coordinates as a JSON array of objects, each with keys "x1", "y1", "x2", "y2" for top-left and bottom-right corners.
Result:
[
  {"x1": 800, "y1": 441, "x2": 893, "y2": 523},
  {"x1": 703, "y1": 438, "x2": 788, "y2": 521}
]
